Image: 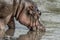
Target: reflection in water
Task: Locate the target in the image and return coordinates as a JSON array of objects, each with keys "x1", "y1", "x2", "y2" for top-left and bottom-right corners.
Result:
[
  {"x1": 3, "y1": 29, "x2": 45, "y2": 40},
  {"x1": 17, "y1": 31, "x2": 45, "y2": 40},
  {"x1": 5, "y1": 29, "x2": 15, "y2": 36},
  {"x1": 4, "y1": 29, "x2": 15, "y2": 40}
]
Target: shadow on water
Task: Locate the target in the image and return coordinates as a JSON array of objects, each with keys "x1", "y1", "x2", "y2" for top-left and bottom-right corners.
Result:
[{"x1": 2, "y1": 29, "x2": 45, "y2": 40}]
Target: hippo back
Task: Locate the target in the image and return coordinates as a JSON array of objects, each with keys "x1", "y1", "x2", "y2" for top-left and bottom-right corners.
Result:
[{"x1": 0, "y1": 0, "x2": 13, "y2": 18}]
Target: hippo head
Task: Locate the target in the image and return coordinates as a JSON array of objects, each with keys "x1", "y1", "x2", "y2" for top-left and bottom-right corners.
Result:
[
  {"x1": 18, "y1": 0, "x2": 45, "y2": 31},
  {"x1": 25, "y1": 2, "x2": 45, "y2": 31}
]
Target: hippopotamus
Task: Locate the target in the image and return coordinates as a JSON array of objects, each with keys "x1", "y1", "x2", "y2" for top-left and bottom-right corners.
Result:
[{"x1": 0, "y1": 0, "x2": 45, "y2": 34}]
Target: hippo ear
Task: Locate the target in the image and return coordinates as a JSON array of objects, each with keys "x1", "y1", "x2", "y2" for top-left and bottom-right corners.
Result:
[
  {"x1": 26, "y1": 7, "x2": 33, "y2": 15},
  {"x1": 27, "y1": 6, "x2": 33, "y2": 11}
]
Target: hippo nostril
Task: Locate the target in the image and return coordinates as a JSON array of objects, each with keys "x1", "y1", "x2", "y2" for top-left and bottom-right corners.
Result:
[
  {"x1": 37, "y1": 9, "x2": 39, "y2": 11},
  {"x1": 36, "y1": 10, "x2": 41, "y2": 15},
  {"x1": 39, "y1": 12, "x2": 41, "y2": 15}
]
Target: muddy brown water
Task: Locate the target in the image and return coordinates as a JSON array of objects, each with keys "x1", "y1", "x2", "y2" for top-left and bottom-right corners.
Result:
[{"x1": 0, "y1": 0, "x2": 60, "y2": 40}]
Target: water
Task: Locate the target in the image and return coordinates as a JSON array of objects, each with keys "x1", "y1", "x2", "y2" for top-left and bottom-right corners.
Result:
[
  {"x1": 38, "y1": 0, "x2": 60, "y2": 40},
  {"x1": 1, "y1": 0, "x2": 60, "y2": 40}
]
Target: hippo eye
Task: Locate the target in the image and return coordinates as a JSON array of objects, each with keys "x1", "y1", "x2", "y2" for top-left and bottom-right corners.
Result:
[{"x1": 29, "y1": 6, "x2": 33, "y2": 10}]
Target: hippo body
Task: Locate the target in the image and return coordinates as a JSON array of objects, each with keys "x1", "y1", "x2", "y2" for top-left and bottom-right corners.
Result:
[{"x1": 0, "y1": 0, "x2": 45, "y2": 33}]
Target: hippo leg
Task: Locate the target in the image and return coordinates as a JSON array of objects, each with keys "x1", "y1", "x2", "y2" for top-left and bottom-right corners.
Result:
[
  {"x1": 0, "y1": 19, "x2": 5, "y2": 38},
  {"x1": 7, "y1": 17, "x2": 15, "y2": 29}
]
